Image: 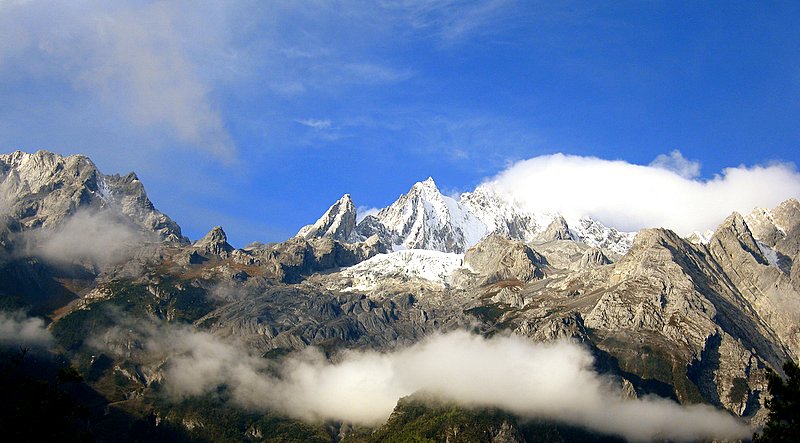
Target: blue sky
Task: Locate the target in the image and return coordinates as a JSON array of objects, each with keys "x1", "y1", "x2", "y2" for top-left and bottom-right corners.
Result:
[{"x1": 1, "y1": 1, "x2": 799, "y2": 246}]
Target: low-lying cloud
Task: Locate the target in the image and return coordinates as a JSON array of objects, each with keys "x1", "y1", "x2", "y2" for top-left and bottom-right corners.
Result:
[
  {"x1": 25, "y1": 209, "x2": 149, "y2": 266},
  {"x1": 0, "y1": 311, "x2": 52, "y2": 347},
  {"x1": 487, "y1": 152, "x2": 800, "y2": 234},
  {"x1": 129, "y1": 326, "x2": 748, "y2": 441}
]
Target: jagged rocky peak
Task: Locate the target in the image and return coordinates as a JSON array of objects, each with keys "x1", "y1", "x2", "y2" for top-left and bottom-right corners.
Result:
[
  {"x1": 707, "y1": 210, "x2": 800, "y2": 359},
  {"x1": 685, "y1": 229, "x2": 715, "y2": 245},
  {"x1": 358, "y1": 176, "x2": 485, "y2": 253},
  {"x1": 0, "y1": 150, "x2": 101, "y2": 226},
  {"x1": 536, "y1": 216, "x2": 573, "y2": 242},
  {"x1": 614, "y1": 227, "x2": 692, "y2": 267},
  {"x1": 709, "y1": 212, "x2": 769, "y2": 266},
  {"x1": 746, "y1": 198, "x2": 800, "y2": 263},
  {"x1": 772, "y1": 197, "x2": 800, "y2": 227},
  {"x1": 0, "y1": 150, "x2": 184, "y2": 242},
  {"x1": 297, "y1": 193, "x2": 357, "y2": 242},
  {"x1": 194, "y1": 226, "x2": 234, "y2": 257}
]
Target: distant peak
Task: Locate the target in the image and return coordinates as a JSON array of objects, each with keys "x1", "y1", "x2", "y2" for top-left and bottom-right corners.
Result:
[
  {"x1": 201, "y1": 226, "x2": 228, "y2": 243},
  {"x1": 411, "y1": 176, "x2": 440, "y2": 193},
  {"x1": 194, "y1": 225, "x2": 234, "y2": 257},
  {"x1": 296, "y1": 193, "x2": 357, "y2": 242}
]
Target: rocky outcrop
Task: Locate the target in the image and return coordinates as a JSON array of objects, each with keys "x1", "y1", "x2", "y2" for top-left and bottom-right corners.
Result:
[
  {"x1": 260, "y1": 236, "x2": 386, "y2": 283},
  {"x1": 514, "y1": 311, "x2": 589, "y2": 342},
  {"x1": 572, "y1": 225, "x2": 786, "y2": 415},
  {"x1": 200, "y1": 284, "x2": 468, "y2": 352},
  {"x1": 0, "y1": 150, "x2": 184, "y2": 242},
  {"x1": 575, "y1": 247, "x2": 612, "y2": 269},
  {"x1": 296, "y1": 194, "x2": 358, "y2": 242},
  {"x1": 193, "y1": 226, "x2": 234, "y2": 258},
  {"x1": 459, "y1": 235, "x2": 546, "y2": 286}
]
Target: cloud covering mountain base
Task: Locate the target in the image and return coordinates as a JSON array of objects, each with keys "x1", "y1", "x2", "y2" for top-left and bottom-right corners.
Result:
[{"x1": 130, "y1": 326, "x2": 750, "y2": 441}]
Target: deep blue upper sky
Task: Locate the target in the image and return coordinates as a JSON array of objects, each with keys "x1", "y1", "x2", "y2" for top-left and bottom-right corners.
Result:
[{"x1": 1, "y1": 1, "x2": 799, "y2": 246}]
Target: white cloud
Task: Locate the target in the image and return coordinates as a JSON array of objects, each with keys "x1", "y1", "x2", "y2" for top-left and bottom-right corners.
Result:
[
  {"x1": 0, "y1": 0, "x2": 235, "y2": 162},
  {"x1": 487, "y1": 153, "x2": 800, "y2": 234},
  {"x1": 650, "y1": 150, "x2": 701, "y2": 179},
  {"x1": 0, "y1": 311, "x2": 52, "y2": 347},
  {"x1": 130, "y1": 326, "x2": 748, "y2": 441},
  {"x1": 24, "y1": 209, "x2": 151, "y2": 265},
  {"x1": 296, "y1": 119, "x2": 332, "y2": 130}
]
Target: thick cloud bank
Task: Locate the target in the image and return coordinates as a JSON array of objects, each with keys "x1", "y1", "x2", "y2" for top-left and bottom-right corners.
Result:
[
  {"x1": 0, "y1": 311, "x2": 52, "y2": 347},
  {"x1": 145, "y1": 328, "x2": 748, "y2": 441},
  {"x1": 488, "y1": 152, "x2": 800, "y2": 234}
]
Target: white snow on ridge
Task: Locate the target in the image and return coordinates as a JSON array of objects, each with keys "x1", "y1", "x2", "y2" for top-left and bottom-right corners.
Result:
[
  {"x1": 756, "y1": 240, "x2": 781, "y2": 269},
  {"x1": 567, "y1": 217, "x2": 636, "y2": 256},
  {"x1": 686, "y1": 229, "x2": 715, "y2": 245},
  {"x1": 337, "y1": 250, "x2": 464, "y2": 291},
  {"x1": 351, "y1": 177, "x2": 638, "y2": 255},
  {"x1": 441, "y1": 193, "x2": 486, "y2": 247}
]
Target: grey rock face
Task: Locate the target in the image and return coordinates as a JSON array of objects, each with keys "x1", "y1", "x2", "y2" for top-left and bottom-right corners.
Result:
[
  {"x1": 531, "y1": 240, "x2": 611, "y2": 271},
  {"x1": 514, "y1": 311, "x2": 589, "y2": 342},
  {"x1": 0, "y1": 150, "x2": 184, "y2": 242},
  {"x1": 354, "y1": 215, "x2": 392, "y2": 246},
  {"x1": 200, "y1": 284, "x2": 469, "y2": 353},
  {"x1": 576, "y1": 247, "x2": 612, "y2": 269},
  {"x1": 746, "y1": 199, "x2": 800, "y2": 272},
  {"x1": 296, "y1": 194, "x2": 358, "y2": 242},
  {"x1": 460, "y1": 235, "x2": 547, "y2": 285},
  {"x1": 708, "y1": 212, "x2": 800, "y2": 359},
  {"x1": 256, "y1": 236, "x2": 387, "y2": 283},
  {"x1": 536, "y1": 216, "x2": 573, "y2": 242},
  {"x1": 546, "y1": 225, "x2": 785, "y2": 417}
]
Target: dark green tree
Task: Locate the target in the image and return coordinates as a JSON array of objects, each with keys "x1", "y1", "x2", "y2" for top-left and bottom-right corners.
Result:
[{"x1": 754, "y1": 360, "x2": 800, "y2": 442}]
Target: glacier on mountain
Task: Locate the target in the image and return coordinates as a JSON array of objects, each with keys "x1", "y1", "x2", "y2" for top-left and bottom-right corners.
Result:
[{"x1": 335, "y1": 249, "x2": 465, "y2": 291}]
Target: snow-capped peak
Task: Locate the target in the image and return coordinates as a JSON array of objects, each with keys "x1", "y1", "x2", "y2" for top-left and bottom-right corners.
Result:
[
  {"x1": 305, "y1": 177, "x2": 637, "y2": 256},
  {"x1": 297, "y1": 194, "x2": 357, "y2": 242},
  {"x1": 360, "y1": 178, "x2": 484, "y2": 253}
]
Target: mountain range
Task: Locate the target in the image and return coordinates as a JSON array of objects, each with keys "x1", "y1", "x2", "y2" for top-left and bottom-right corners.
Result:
[
  {"x1": 297, "y1": 177, "x2": 636, "y2": 256},
  {"x1": 1, "y1": 150, "x2": 799, "y2": 442}
]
